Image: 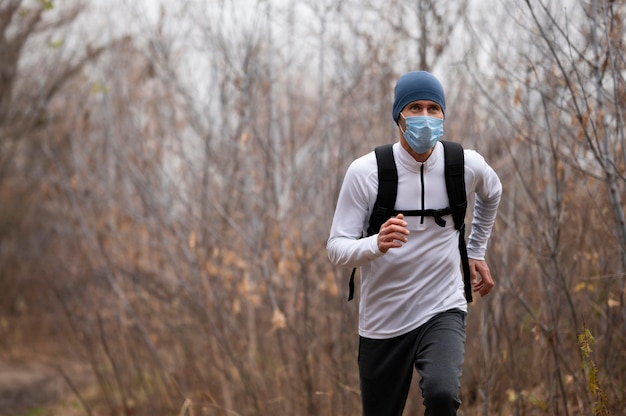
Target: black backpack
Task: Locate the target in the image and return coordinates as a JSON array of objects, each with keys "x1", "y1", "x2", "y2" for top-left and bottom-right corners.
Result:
[{"x1": 347, "y1": 140, "x2": 473, "y2": 303}]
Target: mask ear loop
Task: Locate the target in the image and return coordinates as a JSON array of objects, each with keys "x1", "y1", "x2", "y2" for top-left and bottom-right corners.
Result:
[{"x1": 398, "y1": 113, "x2": 407, "y2": 135}]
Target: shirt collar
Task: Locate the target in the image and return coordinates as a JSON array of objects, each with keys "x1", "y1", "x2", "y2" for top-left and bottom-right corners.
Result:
[{"x1": 395, "y1": 141, "x2": 442, "y2": 173}]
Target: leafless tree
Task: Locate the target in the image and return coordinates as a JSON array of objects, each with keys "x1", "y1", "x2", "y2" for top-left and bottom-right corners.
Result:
[
  {"x1": 464, "y1": 0, "x2": 626, "y2": 414},
  {"x1": 0, "y1": 0, "x2": 102, "y2": 323},
  {"x1": 12, "y1": 0, "x2": 626, "y2": 415}
]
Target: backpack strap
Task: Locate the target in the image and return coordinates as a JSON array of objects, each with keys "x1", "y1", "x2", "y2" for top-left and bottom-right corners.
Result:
[
  {"x1": 348, "y1": 144, "x2": 396, "y2": 301},
  {"x1": 441, "y1": 141, "x2": 467, "y2": 230},
  {"x1": 441, "y1": 140, "x2": 472, "y2": 303},
  {"x1": 367, "y1": 144, "x2": 397, "y2": 237}
]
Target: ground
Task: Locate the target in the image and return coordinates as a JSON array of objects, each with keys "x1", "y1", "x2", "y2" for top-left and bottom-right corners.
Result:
[{"x1": 0, "y1": 360, "x2": 64, "y2": 415}]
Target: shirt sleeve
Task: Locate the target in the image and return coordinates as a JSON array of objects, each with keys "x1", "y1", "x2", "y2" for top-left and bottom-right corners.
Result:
[
  {"x1": 326, "y1": 155, "x2": 384, "y2": 268},
  {"x1": 464, "y1": 150, "x2": 502, "y2": 260}
]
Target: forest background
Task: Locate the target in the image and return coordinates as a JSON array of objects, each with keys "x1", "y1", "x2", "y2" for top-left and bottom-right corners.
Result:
[{"x1": 1, "y1": 0, "x2": 625, "y2": 415}]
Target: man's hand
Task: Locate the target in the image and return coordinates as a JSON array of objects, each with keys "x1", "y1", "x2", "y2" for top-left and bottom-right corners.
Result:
[
  {"x1": 469, "y1": 258, "x2": 495, "y2": 297},
  {"x1": 377, "y1": 213, "x2": 410, "y2": 253}
]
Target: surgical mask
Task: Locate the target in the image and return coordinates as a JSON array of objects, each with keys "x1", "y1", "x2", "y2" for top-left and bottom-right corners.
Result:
[{"x1": 400, "y1": 115, "x2": 444, "y2": 154}]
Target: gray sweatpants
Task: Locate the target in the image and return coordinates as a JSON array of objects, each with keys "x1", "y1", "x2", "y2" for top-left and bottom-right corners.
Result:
[{"x1": 358, "y1": 309, "x2": 467, "y2": 416}]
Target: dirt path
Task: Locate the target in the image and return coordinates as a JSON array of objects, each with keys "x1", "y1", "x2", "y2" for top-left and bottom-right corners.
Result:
[{"x1": 0, "y1": 360, "x2": 63, "y2": 415}]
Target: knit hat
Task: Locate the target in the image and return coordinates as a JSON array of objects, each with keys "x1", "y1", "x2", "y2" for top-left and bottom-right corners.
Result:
[{"x1": 392, "y1": 71, "x2": 446, "y2": 123}]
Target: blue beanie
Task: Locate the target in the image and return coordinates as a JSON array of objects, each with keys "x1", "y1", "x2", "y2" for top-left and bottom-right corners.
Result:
[{"x1": 392, "y1": 71, "x2": 446, "y2": 123}]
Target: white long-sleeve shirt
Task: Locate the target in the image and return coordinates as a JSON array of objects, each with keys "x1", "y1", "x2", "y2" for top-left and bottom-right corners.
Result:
[{"x1": 327, "y1": 141, "x2": 502, "y2": 339}]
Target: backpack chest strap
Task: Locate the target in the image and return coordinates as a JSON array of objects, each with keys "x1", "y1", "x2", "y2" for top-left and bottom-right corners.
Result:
[
  {"x1": 367, "y1": 207, "x2": 451, "y2": 236},
  {"x1": 396, "y1": 208, "x2": 451, "y2": 227}
]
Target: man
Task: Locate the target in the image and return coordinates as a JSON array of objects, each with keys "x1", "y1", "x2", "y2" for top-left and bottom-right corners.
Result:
[{"x1": 327, "y1": 70, "x2": 502, "y2": 415}]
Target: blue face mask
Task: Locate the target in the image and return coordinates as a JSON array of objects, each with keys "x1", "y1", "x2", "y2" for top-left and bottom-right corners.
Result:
[{"x1": 401, "y1": 115, "x2": 444, "y2": 154}]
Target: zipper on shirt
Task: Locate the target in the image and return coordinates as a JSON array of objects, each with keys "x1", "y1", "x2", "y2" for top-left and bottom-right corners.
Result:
[{"x1": 420, "y1": 163, "x2": 425, "y2": 224}]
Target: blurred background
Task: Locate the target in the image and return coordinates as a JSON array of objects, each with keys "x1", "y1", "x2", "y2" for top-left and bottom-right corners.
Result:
[{"x1": 0, "y1": 0, "x2": 624, "y2": 414}]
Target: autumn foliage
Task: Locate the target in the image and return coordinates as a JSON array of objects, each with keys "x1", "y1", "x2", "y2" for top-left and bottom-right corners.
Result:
[{"x1": 1, "y1": 1, "x2": 625, "y2": 415}]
